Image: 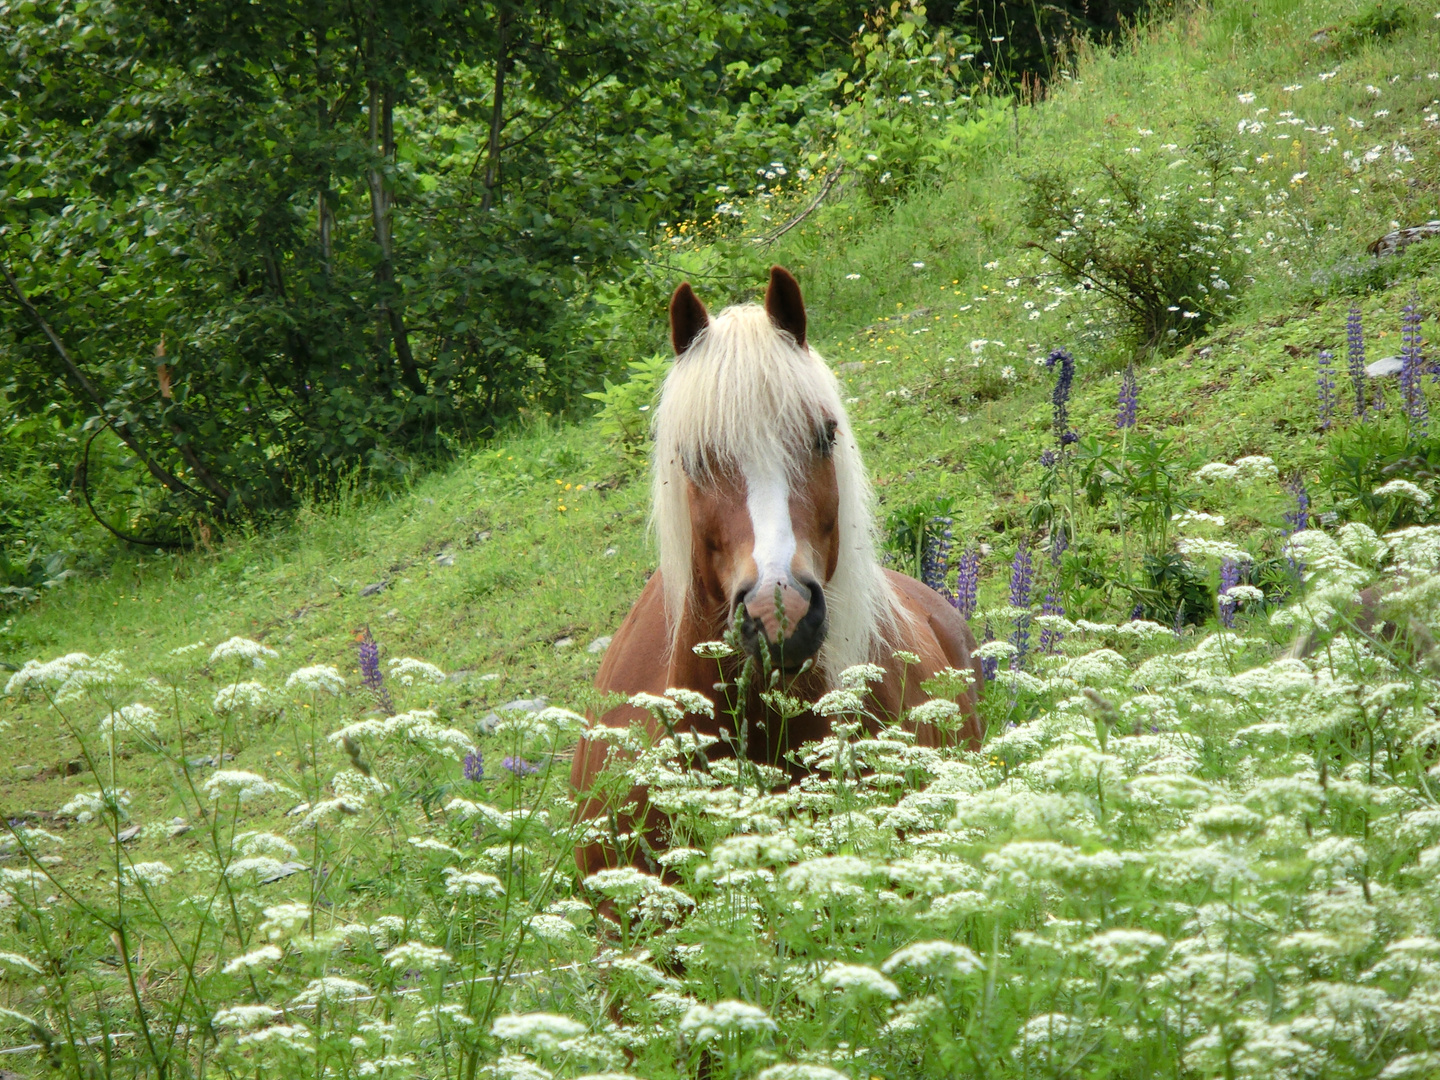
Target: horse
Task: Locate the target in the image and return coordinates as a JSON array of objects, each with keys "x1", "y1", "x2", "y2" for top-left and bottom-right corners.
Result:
[{"x1": 570, "y1": 266, "x2": 984, "y2": 879}]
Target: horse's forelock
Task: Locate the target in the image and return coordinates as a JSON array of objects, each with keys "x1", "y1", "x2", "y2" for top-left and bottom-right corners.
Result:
[{"x1": 651, "y1": 304, "x2": 898, "y2": 683}]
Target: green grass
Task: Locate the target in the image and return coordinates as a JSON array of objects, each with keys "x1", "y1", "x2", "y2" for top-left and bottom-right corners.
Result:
[{"x1": 3, "y1": 0, "x2": 1440, "y2": 1074}]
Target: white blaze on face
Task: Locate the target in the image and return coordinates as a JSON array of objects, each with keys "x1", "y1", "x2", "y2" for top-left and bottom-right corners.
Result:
[{"x1": 742, "y1": 461, "x2": 796, "y2": 589}]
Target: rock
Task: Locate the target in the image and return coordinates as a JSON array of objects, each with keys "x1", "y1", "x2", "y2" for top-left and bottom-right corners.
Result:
[
  {"x1": 1367, "y1": 356, "x2": 1405, "y2": 378},
  {"x1": 603, "y1": 547, "x2": 618, "y2": 557},
  {"x1": 478, "y1": 696, "x2": 549, "y2": 734},
  {"x1": 186, "y1": 752, "x2": 235, "y2": 768},
  {"x1": 1369, "y1": 220, "x2": 1440, "y2": 258},
  {"x1": 383, "y1": 608, "x2": 400, "y2": 619},
  {"x1": 552, "y1": 636, "x2": 576, "y2": 651},
  {"x1": 360, "y1": 581, "x2": 388, "y2": 597},
  {"x1": 587, "y1": 635, "x2": 613, "y2": 655},
  {"x1": 117, "y1": 825, "x2": 141, "y2": 843},
  {"x1": 12, "y1": 765, "x2": 41, "y2": 780},
  {"x1": 168, "y1": 817, "x2": 191, "y2": 839},
  {"x1": 435, "y1": 552, "x2": 455, "y2": 567},
  {"x1": 258, "y1": 861, "x2": 309, "y2": 885}
]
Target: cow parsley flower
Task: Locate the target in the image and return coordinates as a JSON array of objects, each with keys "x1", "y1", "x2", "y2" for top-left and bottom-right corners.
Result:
[
  {"x1": 664, "y1": 687, "x2": 714, "y2": 717},
  {"x1": 203, "y1": 771, "x2": 294, "y2": 803},
  {"x1": 678, "y1": 1001, "x2": 778, "y2": 1041},
  {"x1": 443, "y1": 868, "x2": 506, "y2": 898},
  {"x1": 98, "y1": 703, "x2": 161, "y2": 740},
  {"x1": 285, "y1": 665, "x2": 346, "y2": 695},
  {"x1": 882, "y1": 939, "x2": 982, "y2": 977},
  {"x1": 210, "y1": 637, "x2": 278, "y2": 668},
  {"x1": 383, "y1": 941, "x2": 450, "y2": 970},
  {"x1": 819, "y1": 963, "x2": 900, "y2": 999},
  {"x1": 491, "y1": 1012, "x2": 586, "y2": 1051},
  {"x1": 212, "y1": 682, "x2": 272, "y2": 714},
  {"x1": 212, "y1": 1004, "x2": 281, "y2": 1030},
  {"x1": 756, "y1": 1067, "x2": 849, "y2": 1080},
  {"x1": 388, "y1": 657, "x2": 446, "y2": 686},
  {"x1": 120, "y1": 861, "x2": 174, "y2": 887},
  {"x1": 291, "y1": 976, "x2": 370, "y2": 1005},
  {"x1": 1374, "y1": 479, "x2": 1432, "y2": 506},
  {"x1": 222, "y1": 945, "x2": 283, "y2": 973}
]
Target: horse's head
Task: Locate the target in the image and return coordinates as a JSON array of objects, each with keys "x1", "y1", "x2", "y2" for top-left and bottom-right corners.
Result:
[{"x1": 661, "y1": 267, "x2": 843, "y2": 672}]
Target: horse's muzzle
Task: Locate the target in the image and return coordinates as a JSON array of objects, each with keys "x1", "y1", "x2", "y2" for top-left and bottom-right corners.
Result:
[{"x1": 735, "y1": 576, "x2": 827, "y2": 671}]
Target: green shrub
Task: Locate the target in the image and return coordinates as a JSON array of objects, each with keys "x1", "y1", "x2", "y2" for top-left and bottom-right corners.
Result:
[
  {"x1": 1022, "y1": 150, "x2": 1247, "y2": 350},
  {"x1": 584, "y1": 353, "x2": 672, "y2": 457}
]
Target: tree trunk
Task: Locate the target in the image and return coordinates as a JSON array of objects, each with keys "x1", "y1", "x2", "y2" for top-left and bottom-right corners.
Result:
[
  {"x1": 1, "y1": 258, "x2": 208, "y2": 505},
  {"x1": 367, "y1": 80, "x2": 425, "y2": 394},
  {"x1": 481, "y1": 8, "x2": 510, "y2": 212}
]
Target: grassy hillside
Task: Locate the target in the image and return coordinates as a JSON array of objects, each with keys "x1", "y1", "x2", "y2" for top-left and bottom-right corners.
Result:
[{"x1": 2, "y1": 0, "x2": 1440, "y2": 1076}]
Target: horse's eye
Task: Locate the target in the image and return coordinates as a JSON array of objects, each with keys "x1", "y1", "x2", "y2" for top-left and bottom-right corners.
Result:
[{"x1": 816, "y1": 417, "x2": 838, "y2": 457}]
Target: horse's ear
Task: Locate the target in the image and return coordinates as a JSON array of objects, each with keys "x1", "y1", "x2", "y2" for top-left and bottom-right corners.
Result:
[
  {"x1": 764, "y1": 265, "x2": 806, "y2": 348},
  {"x1": 670, "y1": 282, "x2": 709, "y2": 356}
]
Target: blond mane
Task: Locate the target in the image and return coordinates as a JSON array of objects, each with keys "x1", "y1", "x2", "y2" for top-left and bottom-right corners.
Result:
[{"x1": 651, "y1": 303, "x2": 898, "y2": 683}]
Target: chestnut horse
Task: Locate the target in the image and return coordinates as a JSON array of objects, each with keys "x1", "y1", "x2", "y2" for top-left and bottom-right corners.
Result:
[{"x1": 571, "y1": 266, "x2": 983, "y2": 878}]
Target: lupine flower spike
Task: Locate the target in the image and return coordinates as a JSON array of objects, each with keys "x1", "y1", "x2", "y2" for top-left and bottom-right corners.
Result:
[
  {"x1": 1116, "y1": 364, "x2": 1139, "y2": 430},
  {"x1": 1045, "y1": 348, "x2": 1076, "y2": 445},
  {"x1": 1346, "y1": 304, "x2": 1367, "y2": 416},
  {"x1": 1401, "y1": 295, "x2": 1429, "y2": 436},
  {"x1": 920, "y1": 517, "x2": 953, "y2": 597},
  {"x1": 356, "y1": 627, "x2": 394, "y2": 716},
  {"x1": 1218, "y1": 558, "x2": 1240, "y2": 629},
  {"x1": 1009, "y1": 538, "x2": 1034, "y2": 666},
  {"x1": 952, "y1": 546, "x2": 981, "y2": 621}
]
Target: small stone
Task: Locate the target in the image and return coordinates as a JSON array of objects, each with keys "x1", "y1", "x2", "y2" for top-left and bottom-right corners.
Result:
[
  {"x1": 117, "y1": 825, "x2": 141, "y2": 843},
  {"x1": 1366, "y1": 356, "x2": 1405, "y2": 378},
  {"x1": 587, "y1": 635, "x2": 613, "y2": 655},
  {"x1": 603, "y1": 547, "x2": 618, "y2": 557},
  {"x1": 12, "y1": 765, "x2": 41, "y2": 780},
  {"x1": 383, "y1": 608, "x2": 400, "y2": 619},
  {"x1": 435, "y1": 552, "x2": 455, "y2": 567},
  {"x1": 360, "y1": 581, "x2": 388, "y2": 597},
  {"x1": 553, "y1": 636, "x2": 576, "y2": 651},
  {"x1": 475, "y1": 530, "x2": 492, "y2": 542},
  {"x1": 258, "y1": 861, "x2": 309, "y2": 885}
]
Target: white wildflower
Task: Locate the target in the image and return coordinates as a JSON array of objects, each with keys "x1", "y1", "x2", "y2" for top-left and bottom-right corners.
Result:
[
  {"x1": 285, "y1": 665, "x2": 346, "y2": 695},
  {"x1": 838, "y1": 663, "x2": 886, "y2": 690},
  {"x1": 678, "y1": 1000, "x2": 778, "y2": 1041},
  {"x1": 209, "y1": 637, "x2": 278, "y2": 668},
  {"x1": 491, "y1": 1012, "x2": 586, "y2": 1051},
  {"x1": 212, "y1": 682, "x2": 272, "y2": 714},
  {"x1": 222, "y1": 945, "x2": 283, "y2": 973},
  {"x1": 664, "y1": 687, "x2": 714, "y2": 717},
  {"x1": 819, "y1": 963, "x2": 901, "y2": 999},
  {"x1": 121, "y1": 861, "x2": 174, "y2": 887},
  {"x1": 290, "y1": 976, "x2": 369, "y2": 1005},
  {"x1": 388, "y1": 657, "x2": 446, "y2": 685},
  {"x1": 1374, "y1": 479, "x2": 1432, "y2": 507},
  {"x1": 98, "y1": 703, "x2": 161, "y2": 741},
  {"x1": 382, "y1": 941, "x2": 450, "y2": 970},
  {"x1": 212, "y1": 1004, "x2": 281, "y2": 1030},
  {"x1": 882, "y1": 940, "x2": 983, "y2": 977},
  {"x1": 203, "y1": 770, "x2": 294, "y2": 803},
  {"x1": 443, "y1": 868, "x2": 507, "y2": 898}
]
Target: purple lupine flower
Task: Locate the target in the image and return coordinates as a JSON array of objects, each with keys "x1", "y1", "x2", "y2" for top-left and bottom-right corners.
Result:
[
  {"x1": 1218, "y1": 558, "x2": 1240, "y2": 629},
  {"x1": 1130, "y1": 603, "x2": 1145, "y2": 622},
  {"x1": 1045, "y1": 348, "x2": 1075, "y2": 444},
  {"x1": 921, "y1": 516, "x2": 953, "y2": 596},
  {"x1": 463, "y1": 751, "x2": 485, "y2": 781},
  {"x1": 952, "y1": 546, "x2": 981, "y2": 620},
  {"x1": 502, "y1": 756, "x2": 539, "y2": 777},
  {"x1": 1284, "y1": 474, "x2": 1310, "y2": 533},
  {"x1": 979, "y1": 619, "x2": 998, "y2": 682},
  {"x1": 356, "y1": 627, "x2": 394, "y2": 715},
  {"x1": 1009, "y1": 538, "x2": 1034, "y2": 666},
  {"x1": 1039, "y1": 591, "x2": 1064, "y2": 653},
  {"x1": 1049, "y1": 524, "x2": 1068, "y2": 567},
  {"x1": 1317, "y1": 349, "x2": 1336, "y2": 430},
  {"x1": 1116, "y1": 364, "x2": 1139, "y2": 430},
  {"x1": 1401, "y1": 295, "x2": 1429, "y2": 435},
  {"x1": 1346, "y1": 304, "x2": 1367, "y2": 416},
  {"x1": 1039, "y1": 448, "x2": 1058, "y2": 469}
]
